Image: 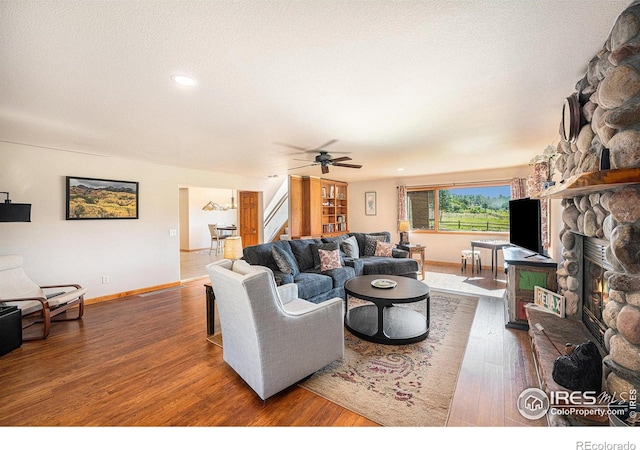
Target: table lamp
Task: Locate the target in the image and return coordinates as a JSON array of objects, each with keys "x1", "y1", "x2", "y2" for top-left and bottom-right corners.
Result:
[
  {"x1": 398, "y1": 220, "x2": 410, "y2": 245},
  {"x1": 223, "y1": 236, "x2": 243, "y2": 261}
]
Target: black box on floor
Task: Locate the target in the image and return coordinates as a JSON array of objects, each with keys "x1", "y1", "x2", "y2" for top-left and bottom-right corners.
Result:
[{"x1": 0, "y1": 305, "x2": 22, "y2": 356}]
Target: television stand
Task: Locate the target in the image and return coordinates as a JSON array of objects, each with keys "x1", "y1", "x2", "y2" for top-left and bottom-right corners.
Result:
[{"x1": 503, "y1": 246, "x2": 557, "y2": 330}]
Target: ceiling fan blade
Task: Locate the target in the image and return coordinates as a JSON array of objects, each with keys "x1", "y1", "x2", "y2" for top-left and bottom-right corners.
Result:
[
  {"x1": 329, "y1": 156, "x2": 352, "y2": 163},
  {"x1": 332, "y1": 162, "x2": 362, "y2": 169},
  {"x1": 274, "y1": 142, "x2": 309, "y2": 152},
  {"x1": 321, "y1": 164, "x2": 330, "y2": 174},
  {"x1": 288, "y1": 163, "x2": 316, "y2": 170},
  {"x1": 315, "y1": 139, "x2": 338, "y2": 151}
]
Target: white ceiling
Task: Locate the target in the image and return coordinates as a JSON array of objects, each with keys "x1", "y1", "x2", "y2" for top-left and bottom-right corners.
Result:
[{"x1": 0, "y1": 0, "x2": 631, "y2": 182}]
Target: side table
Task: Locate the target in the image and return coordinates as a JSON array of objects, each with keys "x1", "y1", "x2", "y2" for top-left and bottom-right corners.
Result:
[
  {"x1": 204, "y1": 282, "x2": 215, "y2": 338},
  {"x1": 398, "y1": 244, "x2": 426, "y2": 280}
]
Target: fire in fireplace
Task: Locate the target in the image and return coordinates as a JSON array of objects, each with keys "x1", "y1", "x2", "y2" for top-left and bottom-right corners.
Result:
[{"x1": 582, "y1": 238, "x2": 611, "y2": 348}]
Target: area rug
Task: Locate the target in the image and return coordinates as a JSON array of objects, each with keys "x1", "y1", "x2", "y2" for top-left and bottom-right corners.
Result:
[
  {"x1": 208, "y1": 290, "x2": 478, "y2": 427},
  {"x1": 301, "y1": 290, "x2": 478, "y2": 427}
]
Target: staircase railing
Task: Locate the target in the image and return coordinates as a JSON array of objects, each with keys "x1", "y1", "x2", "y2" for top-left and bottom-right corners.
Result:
[{"x1": 264, "y1": 180, "x2": 289, "y2": 242}]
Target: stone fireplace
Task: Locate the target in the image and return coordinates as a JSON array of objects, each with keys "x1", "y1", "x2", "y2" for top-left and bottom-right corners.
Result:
[{"x1": 548, "y1": 2, "x2": 640, "y2": 423}]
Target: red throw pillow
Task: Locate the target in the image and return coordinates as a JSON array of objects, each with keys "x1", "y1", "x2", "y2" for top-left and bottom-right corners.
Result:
[
  {"x1": 318, "y1": 248, "x2": 342, "y2": 271},
  {"x1": 374, "y1": 241, "x2": 394, "y2": 257}
]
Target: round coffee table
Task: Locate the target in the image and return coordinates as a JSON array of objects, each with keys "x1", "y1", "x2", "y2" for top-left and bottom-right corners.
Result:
[{"x1": 344, "y1": 275, "x2": 430, "y2": 345}]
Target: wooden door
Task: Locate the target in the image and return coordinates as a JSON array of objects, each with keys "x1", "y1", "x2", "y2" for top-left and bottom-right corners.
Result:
[{"x1": 239, "y1": 191, "x2": 259, "y2": 247}]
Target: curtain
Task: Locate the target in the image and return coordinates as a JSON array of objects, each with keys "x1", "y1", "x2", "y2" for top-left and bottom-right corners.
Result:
[
  {"x1": 531, "y1": 162, "x2": 551, "y2": 250},
  {"x1": 397, "y1": 186, "x2": 407, "y2": 221},
  {"x1": 510, "y1": 178, "x2": 527, "y2": 200},
  {"x1": 512, "y1": 164, "x2": 550, "y2": 250}
]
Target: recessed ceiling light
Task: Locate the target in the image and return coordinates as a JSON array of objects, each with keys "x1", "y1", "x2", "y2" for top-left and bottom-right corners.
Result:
[
  {"x1": 171, "y1": 74, "x2": 197, "y2": 86},
  {"x1": 397, "y1": 168, "x2": 404, "y2": 171}
]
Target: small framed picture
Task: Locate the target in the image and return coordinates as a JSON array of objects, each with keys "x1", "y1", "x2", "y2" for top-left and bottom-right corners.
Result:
[{"x1": 365, "y1": 192, "x2": 376, "y2": 216}]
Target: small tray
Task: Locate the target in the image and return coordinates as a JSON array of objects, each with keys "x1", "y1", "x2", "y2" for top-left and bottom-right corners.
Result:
[{"x1": 371, "y1": 279, "x2": 397, "y2": 289}]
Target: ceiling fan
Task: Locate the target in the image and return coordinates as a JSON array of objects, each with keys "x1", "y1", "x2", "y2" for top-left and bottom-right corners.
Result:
[{"x1": 277, "y1": 139, "x2": 363, "y2": 175}]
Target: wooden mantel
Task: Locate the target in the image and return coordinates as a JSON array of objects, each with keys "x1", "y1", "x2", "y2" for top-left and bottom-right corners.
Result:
[{"x1": 538, "y1": 167, "x2": 640, "y2": 199}]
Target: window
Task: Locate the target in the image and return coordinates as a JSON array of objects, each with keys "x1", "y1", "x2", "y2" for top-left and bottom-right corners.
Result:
[{"x1": 407, "y1": 185, "x2": 510, "y2": 232}]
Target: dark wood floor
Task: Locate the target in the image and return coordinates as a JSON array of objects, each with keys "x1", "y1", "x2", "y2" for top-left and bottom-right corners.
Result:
[{"x1": 2, "y1": 260, "x2": 560, "y2": 444}]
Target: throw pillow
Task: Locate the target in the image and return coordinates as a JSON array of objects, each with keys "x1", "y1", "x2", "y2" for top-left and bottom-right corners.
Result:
[
  {"x1": 364, "y1": 234, "x2": 388, "y2": 256},
  {"x1": 311, "y1": 242, "x2": 339, "y2": 269},
  {"x1": 374, "y1": 240, "x2": 395, "y2": 257},
  {"x1": 322, "y1": 234, "x2": 350, "y2": 258},
  {"x1": 271, "y1": 246, "x2": 300, "y2": 277},
  {"x1": 318, "y1": 248, "x2": 342, "y2": 272},
  {"x1": 340, "y1": 235, "x2": 360, "y2": 258}
]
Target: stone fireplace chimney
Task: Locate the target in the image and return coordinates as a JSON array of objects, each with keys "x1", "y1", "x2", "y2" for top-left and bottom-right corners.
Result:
[{"x1": 549, "y1": 1, "x2": 640, "y2": 416}]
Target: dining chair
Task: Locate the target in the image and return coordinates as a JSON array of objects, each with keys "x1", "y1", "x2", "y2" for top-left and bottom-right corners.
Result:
[{"x1": 208, "y1": 224, "x2": 228, "y2": 255}]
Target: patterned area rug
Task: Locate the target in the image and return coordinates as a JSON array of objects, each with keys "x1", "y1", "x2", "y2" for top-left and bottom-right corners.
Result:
[
  {"x1": 299, "y1": 290, "x2": 478, "y2": 427},
  {"x1": 208, "y1": 290, "x2": 478, "y2": 427}
]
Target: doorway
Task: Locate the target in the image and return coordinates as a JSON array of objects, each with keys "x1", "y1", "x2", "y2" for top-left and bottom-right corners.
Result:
[{"x1": 178, "y1": 187, "x2": 239, "y2": 281}]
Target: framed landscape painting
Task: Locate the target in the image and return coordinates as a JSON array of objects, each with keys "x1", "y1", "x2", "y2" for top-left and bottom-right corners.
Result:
[{"x1": 66, "y1": 176, "x2": 139, "y2": 220}]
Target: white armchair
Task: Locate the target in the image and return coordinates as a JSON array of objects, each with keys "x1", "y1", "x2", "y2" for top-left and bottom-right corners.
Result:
[
  {"x1": 0, "y1": 254, "x2": 86, "y2": 340},
  {"x1": 206, "y1": 259, "x2": 344, "y2": 401}
]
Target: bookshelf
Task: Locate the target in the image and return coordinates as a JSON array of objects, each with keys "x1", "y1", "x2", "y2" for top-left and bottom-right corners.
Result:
[
  {"x1": 288, "y1": 176, "x2": 349, "y2": 239},
  {"x1": 321, "y1": 179, "x2": 348, "y2": 236}
]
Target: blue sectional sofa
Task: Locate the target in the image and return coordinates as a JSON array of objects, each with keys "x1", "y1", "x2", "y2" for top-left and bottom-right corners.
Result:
[{"x1": 241, "y1": 231, "x2": 419, "y2": 304}]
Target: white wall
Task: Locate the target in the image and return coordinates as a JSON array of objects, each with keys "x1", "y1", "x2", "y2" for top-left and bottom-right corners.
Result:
[
  {"x1": 348, "y1": 166, "x2": 562, "y2": 266},
  {"x1": 0, "y1": 142, "x2": 274, "y2": 300}
]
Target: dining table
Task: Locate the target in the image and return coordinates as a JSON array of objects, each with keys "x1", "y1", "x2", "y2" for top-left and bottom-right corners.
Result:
[{"x1": 217, "y1": 226, "x2": 237, "y2": 236}]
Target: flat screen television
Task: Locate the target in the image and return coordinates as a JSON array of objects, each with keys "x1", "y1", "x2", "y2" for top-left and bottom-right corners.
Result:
[{"x1": 508, "y1": 198, "x2": 543, "y2": 254}]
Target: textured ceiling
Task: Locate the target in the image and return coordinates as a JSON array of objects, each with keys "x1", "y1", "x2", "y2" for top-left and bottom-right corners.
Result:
[{"x1": 0, "y1": 0, "x2": 631, "y2": 182}]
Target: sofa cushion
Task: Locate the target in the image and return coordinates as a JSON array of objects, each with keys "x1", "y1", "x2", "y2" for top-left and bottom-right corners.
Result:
[
  {"x1": 271, "y1": 246, "x2": 300, "y2": 277},
  {"x1": 242, "y1": 241, "x2": 292, "y2": 273},
  {"x1": 320, "y1": 265, "x2": 356, "y2": 288},
  {"x1": 288, "y1": 238, "x2": 322, "y2": 272},
  {"x1": 364, "y1": 234, "x2": 388, "y2": 256},
  {"x1": 293, "y1": 272, "x2": 333, "y2": 300},
  {"x1": 343, "y1": 257, "x2": 364, "y2": 276},
  {"x1": 392, "y1": 247, "x2": 410, "y2": 258},
  {"x1": 319, "y1": 247, "x2": 342, "y2": 271},
  {"x1": 340, "y1": 235, "x2": 359, "y2": 258},
  {"x1": 322, "y1": 234, "x2": 350, "y2": 246},
  {"x1": 360, "y1": 256, "x2": 419, "y2": 276}
]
